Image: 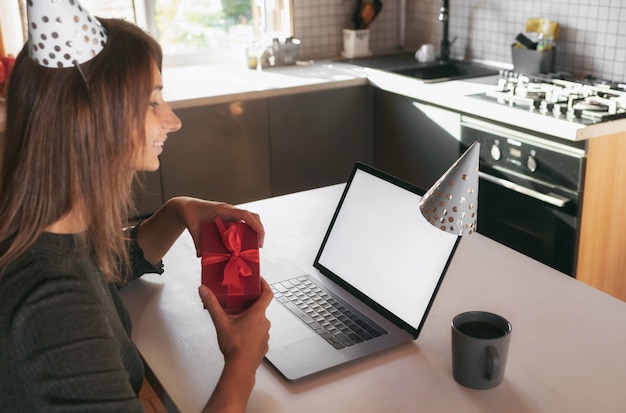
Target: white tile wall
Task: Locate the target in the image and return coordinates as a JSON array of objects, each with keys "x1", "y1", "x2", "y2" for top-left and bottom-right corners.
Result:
[
  {"x1": 294, "y1": 0, "x2": 626, "y2": 82},
  {"x1": 294, "y1": 0, "x2": 403, "y2": 58}
]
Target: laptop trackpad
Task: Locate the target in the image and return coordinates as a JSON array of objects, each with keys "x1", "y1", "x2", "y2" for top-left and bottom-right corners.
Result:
[{"x1": 267, "y1": 299, "x2": 316, "y2": 348}]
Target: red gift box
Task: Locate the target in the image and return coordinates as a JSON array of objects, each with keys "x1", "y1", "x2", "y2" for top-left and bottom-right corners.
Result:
[{"x1": 201, "y1": 217, "x2": 261, "y2": 311}]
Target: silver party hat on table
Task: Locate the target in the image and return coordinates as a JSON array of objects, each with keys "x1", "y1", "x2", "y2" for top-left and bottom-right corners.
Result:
[
  {"x1": 419, "y1": 141, "x2": 480, "y2": 236},
  {"x1": 27, "y1": 0, "x2": 107, "y2": 68}
]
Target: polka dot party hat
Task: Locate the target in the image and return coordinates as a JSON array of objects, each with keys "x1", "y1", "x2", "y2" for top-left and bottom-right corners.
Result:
[
  {"x1": 27, "y1": 0, "x2": 107, "y2": 68},
  {"x1": 419, "y1": 141, "x2": 480, "y2": 236}
]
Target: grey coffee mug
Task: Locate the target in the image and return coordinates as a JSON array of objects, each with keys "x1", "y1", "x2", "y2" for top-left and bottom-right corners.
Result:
[{"x1": 451, "y1": 311, "x2": 512, "y2": 389}]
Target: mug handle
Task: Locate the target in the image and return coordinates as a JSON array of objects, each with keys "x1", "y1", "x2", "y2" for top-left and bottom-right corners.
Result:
[{"x1": 484, "y1": 345, "x2": 501, "y2": 380}]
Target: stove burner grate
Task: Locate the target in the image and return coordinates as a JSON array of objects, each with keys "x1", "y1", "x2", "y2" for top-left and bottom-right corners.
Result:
[{"x1": 473, "y1": 72, "x2": 626, "y2": 124}]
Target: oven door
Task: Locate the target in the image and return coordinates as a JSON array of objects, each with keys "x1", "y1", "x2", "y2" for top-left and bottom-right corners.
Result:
[{"x1": 476, "y1": 171, "x2": 579, "y2": 276}]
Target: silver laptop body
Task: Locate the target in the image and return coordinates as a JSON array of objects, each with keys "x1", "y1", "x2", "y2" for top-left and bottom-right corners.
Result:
[{"x1": 265, "y1": 162, "x2": 460, "y2": 381}]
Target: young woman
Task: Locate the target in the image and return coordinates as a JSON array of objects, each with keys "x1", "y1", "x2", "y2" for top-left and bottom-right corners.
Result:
[{"x1": 0, "y1": 8, "x2": 271, "y2": 413}]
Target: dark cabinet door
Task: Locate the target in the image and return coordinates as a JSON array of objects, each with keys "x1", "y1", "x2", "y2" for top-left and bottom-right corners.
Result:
[
  {"x1": 269, "y1": 85, "x2": 371, "y2": 196},
  {"x1": 160, "y1": 99, "x2": 272, "y2": 205},
  {"x1": 133, "y1": 170, "x2": 163, "y2": 218},
  {"x1": 373, "y1": 88, "x2": 461, "y2": 191}
]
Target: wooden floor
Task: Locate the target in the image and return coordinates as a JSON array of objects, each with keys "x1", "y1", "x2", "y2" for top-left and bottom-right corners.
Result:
[{"x1": 139, "y1": 378, "x2": 167, "y2": 413}]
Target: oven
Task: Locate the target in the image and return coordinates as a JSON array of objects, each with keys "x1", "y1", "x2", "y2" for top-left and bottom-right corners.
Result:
[{"x1": 460, "y1": 116, "x2": 586, "y2": 276}]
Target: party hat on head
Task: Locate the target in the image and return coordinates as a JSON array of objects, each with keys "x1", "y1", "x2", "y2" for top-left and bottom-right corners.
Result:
[
  {"x1": 27, "y1": 0, "x2": 107, "y2": 68},
  {"x1": 419, "y1": 141, "x2": 480, "y2": 236}
]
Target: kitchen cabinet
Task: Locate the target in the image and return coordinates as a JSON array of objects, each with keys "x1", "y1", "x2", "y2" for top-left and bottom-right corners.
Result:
[
  {"x1": 576, "y1": 131, "x2": 626, "y2": 301},
  {"x1": 132, "y1": 85, "x2": 370, "y2": 214},
  {"x1": 268, "y1": 85, "x2": 371, "y2": 196},
  {"x1": 159, "y1": 99, "x2": 272, "y2": 205},
  {"x1": 133, "y1": 171, "x2": 163, "y2": 218},
  {"x1": 372, "y1": 88, "x2": 461, "y2": 191}
]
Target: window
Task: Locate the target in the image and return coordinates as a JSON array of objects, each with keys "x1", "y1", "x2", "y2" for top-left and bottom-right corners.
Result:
[{"x1": 83, "y1": 0, "x2": 293, "y2": 67}]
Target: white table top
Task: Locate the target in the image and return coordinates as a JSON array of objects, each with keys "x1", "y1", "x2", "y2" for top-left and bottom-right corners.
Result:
[{"x1": 120, "y1": 184, "x2": 626, "y2": 413}]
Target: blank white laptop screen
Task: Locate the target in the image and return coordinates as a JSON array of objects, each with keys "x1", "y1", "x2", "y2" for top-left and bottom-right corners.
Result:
[{"x1": 315, "y1": 167, "x2": 459, "y2": 331}]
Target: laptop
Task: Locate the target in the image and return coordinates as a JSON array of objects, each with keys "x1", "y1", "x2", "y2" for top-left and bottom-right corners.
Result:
[{"x1": 265, "y1": 162, "x2": 461, "y2": 381}]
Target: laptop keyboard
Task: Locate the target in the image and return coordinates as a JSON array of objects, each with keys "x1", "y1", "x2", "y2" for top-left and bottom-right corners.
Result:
[{"x1": 271, "y1": 276, "x2": 388, "y2": 350}]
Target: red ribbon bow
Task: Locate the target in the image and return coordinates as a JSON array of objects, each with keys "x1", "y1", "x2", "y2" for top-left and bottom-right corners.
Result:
[{"x1": 202, "y1": 217, "x2": 259, "y2": 291}]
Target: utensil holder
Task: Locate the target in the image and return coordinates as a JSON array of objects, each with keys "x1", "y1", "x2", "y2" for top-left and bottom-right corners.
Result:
[
  {"x1": 511, "y1": 47, "x2": 555, "y2": 75},
  {"x1": 342, "y1": 29, "x2": 371, "y2": 58}
]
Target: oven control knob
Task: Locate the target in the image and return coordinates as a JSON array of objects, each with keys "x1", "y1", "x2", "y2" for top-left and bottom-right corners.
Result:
[
  {"x1": 527, "y1": 156, "x2": 538, "y2": 172},
  {"x1": 490, "y1": 145, "x2": 502, "y2": 161}
]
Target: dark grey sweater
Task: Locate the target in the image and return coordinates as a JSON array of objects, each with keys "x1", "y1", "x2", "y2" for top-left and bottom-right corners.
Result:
[{"x1": 0, "y1": 230, "x2": 163, "y2": 412}]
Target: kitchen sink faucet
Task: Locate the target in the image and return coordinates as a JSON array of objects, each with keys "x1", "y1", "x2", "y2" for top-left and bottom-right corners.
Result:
[{"x1": 439, "y1": 0, "x2": 451, "y2": 62}]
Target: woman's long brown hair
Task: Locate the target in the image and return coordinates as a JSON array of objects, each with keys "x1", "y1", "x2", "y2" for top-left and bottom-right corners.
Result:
[{"x1": 0, "y1": 19, "x2": 163, "y2": 282}]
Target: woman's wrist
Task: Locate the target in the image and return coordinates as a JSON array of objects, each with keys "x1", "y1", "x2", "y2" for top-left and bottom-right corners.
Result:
[
  {"x1": 162, "y1": 196, "x2": 188, "y2": 225},
  {"x1": 202, "y1": 357, "x2": 257, "y2": 413},
  {"x1": 136, "y1": 197, "x2": 189, "y2": 264}
]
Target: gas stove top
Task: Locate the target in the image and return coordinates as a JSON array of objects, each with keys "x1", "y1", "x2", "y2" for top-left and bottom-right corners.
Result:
[{"x1": 469, "y1": 71, "x2": 626, "y2": 125}]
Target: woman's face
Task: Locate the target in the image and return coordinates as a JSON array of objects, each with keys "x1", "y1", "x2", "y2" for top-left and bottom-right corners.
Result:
[{"x1": 131, "y1": 63, "x2": 182, "y2": 171}]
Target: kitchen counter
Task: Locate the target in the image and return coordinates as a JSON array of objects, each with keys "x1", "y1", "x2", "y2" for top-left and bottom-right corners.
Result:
[
  {"x1": 364, "y1": 69, "x2": 626, "y2": 142},
  {"x1": 162, "y1": 62, "x2": 368, "y2": 109},
  {"x1": 162, "y1": 59, "x2": 626, "y2": 142}
]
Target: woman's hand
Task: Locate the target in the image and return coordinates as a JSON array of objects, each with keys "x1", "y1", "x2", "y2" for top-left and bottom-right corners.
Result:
[
  {"x1": 199, "y1": 277, "x2": 272, "y2": 368},
  {"x1": 137, "y1": 196, "x2": 265, "y2": 265},
  {"x1": 198, "y1": 278, "x2": 273, "y2": 413},
  {"x1": 172, "y1": 196, "x2": 265, "y2": 257}
]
